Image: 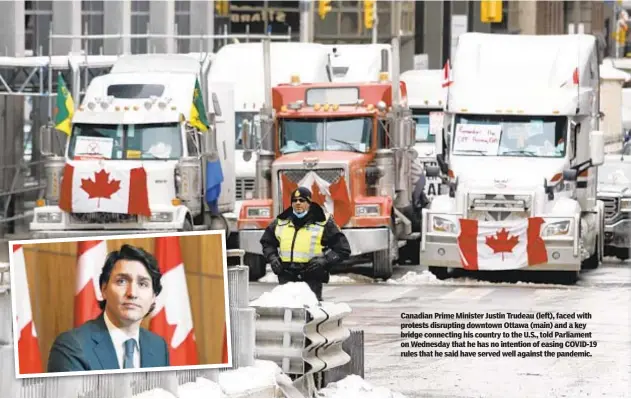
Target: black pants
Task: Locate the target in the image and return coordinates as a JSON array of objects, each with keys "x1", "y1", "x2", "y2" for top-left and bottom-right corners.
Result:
[{"x1": 278, "y1": 270, "x2": 324, "y2": 301}]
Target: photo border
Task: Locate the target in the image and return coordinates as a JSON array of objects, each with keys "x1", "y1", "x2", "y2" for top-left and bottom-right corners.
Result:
[{"x1": 9, "y1": 229, "x2": 233, "y2": 379}]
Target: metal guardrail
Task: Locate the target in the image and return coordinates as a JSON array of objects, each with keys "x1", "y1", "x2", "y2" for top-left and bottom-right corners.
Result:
[{"x1": 251, "y1": 302, "x2": 352, "y2": 376}]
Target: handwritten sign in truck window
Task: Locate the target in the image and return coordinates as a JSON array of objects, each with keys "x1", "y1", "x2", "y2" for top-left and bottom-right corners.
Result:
[
  {"x1": 74, "y1": 136, "x2": 114, "y2": 160},
  {"x1": 453, "y1": 124, "x2": 502, "y2": 155}
]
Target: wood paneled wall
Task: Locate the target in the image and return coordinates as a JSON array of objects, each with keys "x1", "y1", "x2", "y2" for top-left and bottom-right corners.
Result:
[{"x1": 19, "y1": 233, "x2": 227, "y2": 369}]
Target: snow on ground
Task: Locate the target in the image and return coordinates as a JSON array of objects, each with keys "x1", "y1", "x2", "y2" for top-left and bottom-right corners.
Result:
[
  {"x1": 249, "y1": 281, "x2": 320, "y2": 307},
  {"x1": 177, "y1": 377, "x2": 222, "y2": 397},
  {"x1": 317, "y1": 375, "x2": 406, "y2": 398},
  {"x1": 259, "y1": 269, "x2": 375, "y2": 285},
  {"x1": 132, "y1": 388, "x2": 177, "y2": 398},
  {"x1": 218, "y1": 360, "x2": 279, "y2": 396}
]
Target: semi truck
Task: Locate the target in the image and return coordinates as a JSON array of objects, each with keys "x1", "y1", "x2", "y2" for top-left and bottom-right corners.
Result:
[
  {"x1": 208, "y1": 42, "x2": 333, "y2": 231},
  {"x1": 401, "y1": 69, "x2": 445, "y2": 198},
  {"x1": 422, "y1": 33, "x2": 606, "y2": 284},
  {"x1": 237, "y1": 38, "x2": 419, "y2": 281},
  {"x1": 30, "y1": 53, "x2": 237, "y2": 240}
]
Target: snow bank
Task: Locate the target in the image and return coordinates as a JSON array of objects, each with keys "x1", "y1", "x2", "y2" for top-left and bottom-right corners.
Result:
[
  {"x1": 218, "y1": 360, "x2": 279, "y2": 397},
  {"x1": 386, "y1": 270, "x2": 578, "y2": 289},
  {"x1": 249, "y1": 281, "x2": 319, "y2": 308},
  {"x1": 317, "y1": 375, "x2": 406, "y2": 398},
  {"x1": 178, "y1": 377, "x2": 222, "y2": 397},
  {"x1": 258, "y1": 269, "x2": 374, "y2": 285}
]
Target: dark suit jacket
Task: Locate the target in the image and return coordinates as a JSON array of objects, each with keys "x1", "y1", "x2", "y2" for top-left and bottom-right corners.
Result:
[{"x1": 47, "y1": 313, "x2": 170, "y2": 372}]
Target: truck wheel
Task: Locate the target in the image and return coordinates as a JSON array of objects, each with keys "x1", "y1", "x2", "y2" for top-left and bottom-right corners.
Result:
[
  {"x1": 580, "y1": 235, "x2": 600, "y2": 270},
  {"x1": 372, "y1": 248, "x2": 393, "y2": 280},
  {"x1": 244, "y1": 253, "x2": 267, "y2": 281},
  {"x1": 180, "y1": 219, "x2": 193, "y2": 231},
  {"x1": 428, "y1": 266, "x2": 450, "y2": 280},
  {"x1": 615, "y1": 248, "x2": 630, "y2": 261}
]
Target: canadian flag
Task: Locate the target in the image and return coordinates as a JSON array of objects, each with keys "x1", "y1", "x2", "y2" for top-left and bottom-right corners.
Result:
[
  {"x1": 222, "y1": 324, "x2": 229, "y2": 364},
  {"x1": 74, "y1": 240, "x2": 107, "y2": 326},
  {"x1": 457, "y1": 217, "x2": 548, "y2": 271},
  {"x1": 442, "y1": 59, "x2": 453, "y2": 88},
  {"x1": 149, "y1": 236, "x2": 199, "y2": 366},
  {"x1": 12, "y1": 244, "x2": 43, "y2": 374},
  {"x1": 280, "y1": 171, "x2": 352, "y2": 227},
  {"x1": 572, "y1": 67, "x2": 579, "y2": 85},
  {"x1": 59, "y1": 161, "x2": 151, "y2": 216}
]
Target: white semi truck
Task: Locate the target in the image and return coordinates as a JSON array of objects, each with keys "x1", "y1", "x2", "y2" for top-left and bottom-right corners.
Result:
[
  {"x1": 422, "y1": 33, "x2": 606, "y2": 284},
  {"x1": 30, "y1": 53, "x2": 237, "y2": 240},
  {"x1": 401, "y1": 69, "x2": 445, "y2": 198},
  {"x1": 208, "y1": 42, "x2": 333, "y2": 219}
]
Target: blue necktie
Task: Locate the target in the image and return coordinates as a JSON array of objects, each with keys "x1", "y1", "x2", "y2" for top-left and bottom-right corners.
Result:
[{"x1": 123, "y1": 339, "x2": 135, "y2": 369}]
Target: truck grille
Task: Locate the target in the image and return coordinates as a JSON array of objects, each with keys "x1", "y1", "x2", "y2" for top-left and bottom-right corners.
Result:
[
  {"x1": 70, "y1": 212, "x2": 138, "y2": 224},
  {"x1": 468, "y1": 193, "x2": 532, "y2": 222},
  {"x1": 280, "y1": 168, "x2": 344, "y2": 185},
  {"x1": 599, "y1": 196, "x2": 620, "y2": 219},
  {"x1": 236, "y1": 177, "x2": 255, "y2": 200}
]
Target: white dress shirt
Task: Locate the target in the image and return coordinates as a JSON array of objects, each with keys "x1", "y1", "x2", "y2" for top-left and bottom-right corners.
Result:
[{"x1": 103, "y1": 311, "x2": 141, "y2": 369}]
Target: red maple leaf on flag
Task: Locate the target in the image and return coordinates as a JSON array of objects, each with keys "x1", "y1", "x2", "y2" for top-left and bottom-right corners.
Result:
[
  {"x1": 485, "y1": 228, "x2": 519, "y2": 261},
  {"x1": 80, "y1": 169, "x2": 121, "y2": 207}
]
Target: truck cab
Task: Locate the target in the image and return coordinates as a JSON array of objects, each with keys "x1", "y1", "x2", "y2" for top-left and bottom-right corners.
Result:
[
  {"x1": 401, "y1": 69, "x2": 445, "y2": 197},
  {"x1": 30, "y1": 54, "x2": 236, "y2": 239},
  {"x1": 422, "y1": 33, "x2": 606, "y2": 283}
]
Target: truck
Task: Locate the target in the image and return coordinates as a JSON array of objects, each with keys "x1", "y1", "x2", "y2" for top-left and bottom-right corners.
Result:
[
  {"x1": 208, "y1": 42, "x2": 334, "y2": 246},
  {"x1": 596, "y1": 153, "x2": 631, "y2": 260},
  {"x1": 400, "y1": 69, "x2": 445, "y2": 198},
  {"x1": 237, "y1": 38, "x2": 419, "y2": 281},
  {"x1": 421, "y1": 33, "x2": 606, "y2": 284},
  {"x1": 327, "y1": 44, "x2": 392, "y2": 82},
  {"x1": 30, "y1": 53, "x2": 237, "y2": 240}
]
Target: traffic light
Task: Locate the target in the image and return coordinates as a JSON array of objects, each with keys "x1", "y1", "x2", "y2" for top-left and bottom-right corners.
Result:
[
  {"x1": 318, "y1": 0, "x2": 332, "y2": 20},
  {"x1": 480, "y1": 0, "x2": 502, "y2": 23},
  {"x1": 215, "y1": 0, "x2": 229, "y2": 17},
  {"x1": 364, "y1": 0, "x2": 375, "y2": 29}
]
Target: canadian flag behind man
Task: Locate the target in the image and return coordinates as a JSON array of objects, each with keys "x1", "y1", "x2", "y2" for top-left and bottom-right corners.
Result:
[
  {"x1": 457, "y1": 217, "x2": 548, "y2": 271},
  {"x1": 12, "y1": 244, "x2": 43, "y2": 374},
  {"x1": 74, "y1": 240, "x2": 108, "y2": 326},
  {"x1": 149, "y1": 236, "x2": 199, "y2": 366},
  {"x1": 59, "y1": 161, "x2": 151, "y2": 216}
]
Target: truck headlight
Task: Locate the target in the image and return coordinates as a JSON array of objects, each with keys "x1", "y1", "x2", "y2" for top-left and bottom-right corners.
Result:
[
  {"x1": 36, "y1": 212, "x2": 62, "y2": 223},
  {"x1": 247, "y1": 207, "x2": 271, "y2": 218},
  {"x1": 150, "y1": 212, "x2": 173, "y2": 222},
  {"x1": 621, "y1": 198, "x2": 631, "y2": 211},
  {"x1": 355, "y1": 204, "x2": 380, "y2": 216},
  {"x1": 542, "y1": 220, "x2": 570, "y2": 237},
  {"x1": 432, "y1": 216, "x2": 457, "y2": 233}
]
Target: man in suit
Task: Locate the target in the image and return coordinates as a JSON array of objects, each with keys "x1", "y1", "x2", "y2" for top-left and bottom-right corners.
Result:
[{"x1": 47, "y1": 244, "x2": 170, "y2": 372}]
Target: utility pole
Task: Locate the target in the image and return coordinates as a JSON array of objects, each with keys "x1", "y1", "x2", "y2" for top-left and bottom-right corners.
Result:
[{"x1": 300, "y1": 0, "x2": 310, "y2": 42}]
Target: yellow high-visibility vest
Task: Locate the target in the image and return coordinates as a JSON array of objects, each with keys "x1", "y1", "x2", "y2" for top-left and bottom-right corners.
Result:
[{"x1": 275, "y1": 216, "x2": 328, "y2": 263}]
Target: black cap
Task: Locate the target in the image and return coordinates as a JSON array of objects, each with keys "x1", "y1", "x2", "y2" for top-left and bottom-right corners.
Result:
[{"x1": 291, "y1": 186, "x2": 312, "y2": 202}]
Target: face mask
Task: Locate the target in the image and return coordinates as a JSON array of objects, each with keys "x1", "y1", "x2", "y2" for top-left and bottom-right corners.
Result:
[{"x1": 293, "y1": 209, "x2": 308, "y2": 218}]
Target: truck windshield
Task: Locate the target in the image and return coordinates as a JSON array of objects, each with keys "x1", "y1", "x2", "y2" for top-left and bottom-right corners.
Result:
[
  {"x1": 68, "y1": 123, "x2": 183, "y2": 160},
  {"x1": 235, "y1": 111, "x2": 259, "y2": 150},
  {"x1": 452, "y1": 114, "x2": 567, "y2": 158},
  {"x1": 598, "y1": 162, "x2": 631, "y2": 185},
  {"x1": 412, "y1": 108, "x2": 442, "y2": 144},
  {"x1": 279, "y1": 117, "x2": 372, "y2": 154}
]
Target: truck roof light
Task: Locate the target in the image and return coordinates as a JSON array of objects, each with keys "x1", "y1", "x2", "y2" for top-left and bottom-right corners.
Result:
[
  {"x1": 552, "y1": 110, "x2": 560, "y2": 114},
  {"x1": 314, "y1": 103, "x2": 321, "y2": 111},
  {"x1": 124, "y1": 106, "x2": 130, "y2": 111},
  {"x1": 517, "y1": 110, "x2": 524, "y2": 114},
  {"x1": 366, "y1": 104, "x2": 374, "y2": 111},
  {"x1": 495, "y1": 109, "x2": 502, "y2": 113},
  {"x1": 505, "y1": 109, "x2": 513, "y2": 113},
  {"x1": 424, "y1": 100, "x2": 429, "y2": 105},
  {"x1": 332, "y1": 104, "x2": 339, "y2": 111},
  {"x1": 171, "y1": 105, "x2": 177, "y2": 110},
  {"x1": 115, "y1": 106, "x2": 121, "y2": 111},
  {"x1": 158, "y1": 96, "x2": 172, "y2": 110},
  {"x1": 438, "y1": 100, "x2": 443, "y2": 105},
  {"x1": 87, "y1": 102, "x2": 96, "y2": 111},
  {"x1": 377, "y1": 101, "x2": 387, "y2": 112},
  {"x1": 460, "y1": 108, "x2": 468, "y2": 112},
  {"x1": 379, "y1": 72, "x2": 389, "y2": 82},
  {"x1": 290, "y1": 74, "x2": 300, "y2": 85},
  {"x1": 323, "y1": 104, "x2": 330, "y2": 111},
  {"x1": 281, "y1": 105, "x2": 288, "y2": 112},
  {"x1": 133, "y1": 105, "x2": 139, "y2": 111}
]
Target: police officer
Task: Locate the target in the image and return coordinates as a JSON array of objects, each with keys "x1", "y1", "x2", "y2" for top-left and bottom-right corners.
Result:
[{"x1": 260, "y1": 186, "x2": 351, "y2": 301}]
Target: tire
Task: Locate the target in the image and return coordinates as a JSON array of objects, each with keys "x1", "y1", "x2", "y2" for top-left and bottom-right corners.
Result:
[
  {"x1": 244, "y1": 253, "x2": 267, "y2": 281},
  {"x1": 180, "y1": 219, "x2": 194, "y2": 232},
  {"x1": 428, "y1": 266, "x2": 450, "y2": 280},
  {"x1": 581, "y1": 235, "x2": 600, "y2": 270},
  {"x1": 615, "y1": 248, "x2": 630, "y2": 261},
  {"x1": 372, "y1": 248, "x2": 393, "y2": 280}
]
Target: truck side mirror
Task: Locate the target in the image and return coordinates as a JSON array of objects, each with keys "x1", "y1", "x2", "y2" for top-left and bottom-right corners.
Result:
[
  {"x1": 563, "y1": 169, "x2": 578, "y2": 181},
  {"x1": 589, "y1": 130, "x2": 605, "y2": 167}
]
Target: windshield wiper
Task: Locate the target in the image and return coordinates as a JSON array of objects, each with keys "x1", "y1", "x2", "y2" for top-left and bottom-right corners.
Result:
[
  {"x1": 454, "y1": 150, "x2": 487, "y2": 155},
  {"x1": 329, "y1": 138, "x2": 362, "y2": 153},
  {"x1": 502, "y1": 150, "x2": 536, "y2": 156}
]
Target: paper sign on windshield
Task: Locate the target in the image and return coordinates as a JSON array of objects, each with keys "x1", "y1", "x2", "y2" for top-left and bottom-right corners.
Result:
[
  {"x1": 429, "y1": 112, "x2": 444, "y2": 136},
  {"x1": 74, "y1": 136, "x2": 114, "y2": 159},
  {"x1": 453, "y1": 124, "x2": 501, "y2": 155}
]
